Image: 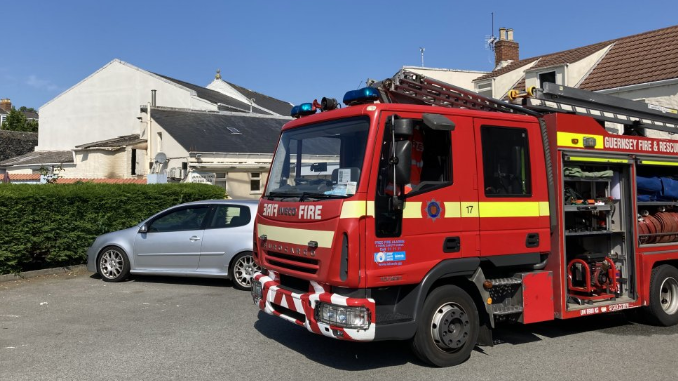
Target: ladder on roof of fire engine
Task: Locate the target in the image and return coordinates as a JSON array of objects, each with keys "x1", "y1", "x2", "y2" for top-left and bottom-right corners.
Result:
[{"x1": 380, "y1": 71, "x2": 678, "y2": 133}]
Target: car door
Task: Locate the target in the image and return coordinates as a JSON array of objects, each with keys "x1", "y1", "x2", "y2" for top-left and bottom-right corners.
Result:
[
  {"x1": 133, "y1": 205, "x2": 210, "y2": 271},
  {"x1": 198, "y1": 204, "x2": 253, "y2": 273}
]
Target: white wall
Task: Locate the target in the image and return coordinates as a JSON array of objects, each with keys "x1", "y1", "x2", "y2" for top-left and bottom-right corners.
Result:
[
  {"x1": 404, "y1": 67, "x2": 488, "y2": 91},
  {"x1": 37, "y1": 60, "x2": 218, "y2": 151},
  {"x1": 70, "y1": 150, "x2": 127, "y2": 178},
  {"x1": 600, "y1": 82, "x2": 678, "y2": 139}
]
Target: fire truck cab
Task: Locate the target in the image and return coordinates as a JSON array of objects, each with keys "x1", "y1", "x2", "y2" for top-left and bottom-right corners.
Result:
[{"x1": 251, "y1": 72, "x2": 678, "y2": 367}]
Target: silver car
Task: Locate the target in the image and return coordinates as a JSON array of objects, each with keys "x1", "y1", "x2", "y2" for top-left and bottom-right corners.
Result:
[{"x1": 86, "y1": 200, "x2": 260, "y2": 290}]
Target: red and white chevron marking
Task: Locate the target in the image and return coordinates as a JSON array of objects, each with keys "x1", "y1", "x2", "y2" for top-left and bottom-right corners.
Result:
[{"x1": 254, "y1": 270, "x2": 376, "y2": 341}]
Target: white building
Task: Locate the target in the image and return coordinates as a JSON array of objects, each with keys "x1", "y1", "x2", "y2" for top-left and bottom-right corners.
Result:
[{"x1": 0, "y1": 59, "x2": 293, "y2": 198}]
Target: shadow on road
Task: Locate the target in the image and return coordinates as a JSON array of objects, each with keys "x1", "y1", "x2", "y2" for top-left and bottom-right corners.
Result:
[
  {"x1": 254, "y1": 309, "x2": 678, "y2": 370},
  {"x1": 253, "y1": 311, "x2": 424, "y2": 370},
  {"x1": 493, "y1": 310, "x2": 678, "y2": 345},
  {"x1": 90, "y1": 273, "x2": 234, "y2": 288}
]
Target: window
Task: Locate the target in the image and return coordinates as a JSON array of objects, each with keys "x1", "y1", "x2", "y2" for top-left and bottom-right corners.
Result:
[
  {"x1": 208, "y1": 205, "x2": 251, "y2": 229},
  {"x1": 377, "y1": 124, "x2": 453, "y2": 196},
  {"x1": 250, "y1": 172, "x2": 261, "y2": 193},
  {"x1": 148, "y1": 206, "x2": 210, "y2": 232},
  {"x1": 476, "y1": 81, "x2": 493, "y2": 98},
  {"x1": 539, "y1": 71, "x2": 556, "y2": 88},
  {"x1": 481, "y1": 126, "x2": 531, "y2": 197},
  {"x1": 215, "y1": 172, "x2": 228, "y2": 193}
]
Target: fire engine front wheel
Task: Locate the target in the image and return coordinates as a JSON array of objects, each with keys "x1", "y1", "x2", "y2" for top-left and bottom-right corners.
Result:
[
  {"x1": 646, "y1": 264, "x2": 678, "y2": 326},
  {"x1": 411, "y1": 285, "x2": 479, "y2": 367}
]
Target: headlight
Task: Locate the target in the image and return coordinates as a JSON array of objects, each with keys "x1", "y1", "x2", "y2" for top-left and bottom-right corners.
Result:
[
  {"x1": 251, "y1": 279, "x2": 263, "y2": 303},
  {"x1": 316, "y1": 303, "x2": 370, "y2": 330}
]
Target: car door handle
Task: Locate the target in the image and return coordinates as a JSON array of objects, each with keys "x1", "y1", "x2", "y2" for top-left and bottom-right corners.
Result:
[{"x1": 189, "y1": 236, "x2": 201, "y2": 242}]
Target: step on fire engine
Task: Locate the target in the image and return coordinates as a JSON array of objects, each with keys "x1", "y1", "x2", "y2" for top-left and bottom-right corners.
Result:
[{"x1": 251, "y1": 70, "x2": 678, "y2": 367}]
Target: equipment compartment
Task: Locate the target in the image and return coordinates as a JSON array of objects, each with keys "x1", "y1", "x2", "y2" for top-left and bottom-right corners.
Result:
[{"x1": 562, "y1": 162, "x2": 634, "y2": 309}]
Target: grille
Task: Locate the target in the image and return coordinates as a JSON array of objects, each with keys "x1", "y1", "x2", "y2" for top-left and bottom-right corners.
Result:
[{"x1": 266, "y1": 251, "x2": 319, "y2": 275}]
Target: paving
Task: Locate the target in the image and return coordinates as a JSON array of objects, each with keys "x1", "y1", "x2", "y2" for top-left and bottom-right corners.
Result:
[{"x1": 1, "y1": 269, "x2": 678, "y2": 380}]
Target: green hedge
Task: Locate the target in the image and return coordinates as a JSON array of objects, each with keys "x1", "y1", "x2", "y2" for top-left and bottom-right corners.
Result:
[{"x1": 0, "y1": 183, "x2": 225, "y2": 274}]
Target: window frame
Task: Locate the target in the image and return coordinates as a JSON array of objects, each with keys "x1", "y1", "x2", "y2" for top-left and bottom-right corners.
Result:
[
  {"x1": 480, "y1": 125, "x2": 532, "y2": 198},
  {"x1": 146, "y1": 205, "x2": 211, "y2": 233},
  {"x1": 206, "y1": 204, "x2": 252, "y2": 229}
]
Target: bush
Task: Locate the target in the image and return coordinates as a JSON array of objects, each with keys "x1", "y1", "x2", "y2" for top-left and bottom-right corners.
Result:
[{"x1": 0, "y1": 183, "x2": 225, "y2": 274}]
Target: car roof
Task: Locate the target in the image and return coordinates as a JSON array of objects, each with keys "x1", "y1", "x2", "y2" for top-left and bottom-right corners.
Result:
[{"x1": 179, "y1": 199, "x2": 260, "y2": 207}]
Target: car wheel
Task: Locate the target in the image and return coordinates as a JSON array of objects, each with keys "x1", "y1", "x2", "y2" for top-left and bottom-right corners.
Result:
[
  {"x1": 411, "y1": 285, "x2": 479, "y2": 367},
  {"x1": 230, "y1": 252, "x2": 260, "y2": 291},
  {"x1": 645, "y1": 264, "x2": 678, "y2": 326},
  {"x1": 97, "y1": 246, "x2": 130, "y2": 282}
]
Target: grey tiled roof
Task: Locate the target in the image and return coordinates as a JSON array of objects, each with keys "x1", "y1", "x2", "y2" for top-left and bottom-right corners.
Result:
[
  {"x1": 0, "y1": 150, "x2": 73, "y2": 166},
  {"x1": 75, "y1": 134, "x2": 145, "y2": 150},
  {"x1": 150, "y1": 108, "x2": 289, "y2": 153},
  {"x1": 156, "y1": 74, "x2": 287, "y2": 116}
]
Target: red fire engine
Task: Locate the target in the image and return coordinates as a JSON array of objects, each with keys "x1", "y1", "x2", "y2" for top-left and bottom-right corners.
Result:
[{"x1": 251, "y1": 71, "x2": 678, "y2": 367}]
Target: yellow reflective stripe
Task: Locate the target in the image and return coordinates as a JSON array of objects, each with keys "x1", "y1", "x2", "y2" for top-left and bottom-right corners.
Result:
[
  {"x1": 639, "y1": 160, "x2": 678, "y2": 167},
  {"x1": 341, "y1": 200, "x2": 550, "y2": 219},
  {"x1": 403, "y1": 202, "x2": 422, "y2": 218},
  {"x1": 367, "y1": 201, "x2": 375, "y2": 217},
  {"x1": 567, "y1": 156, "x2": 628, "y2": 163},
  {"x1": 340, "y1": 201, "x2": 367, "y2": 219},
  {"x1": 257, "y1": 224, "x2": 334, "y2": 248},
  {"x1": 461, "y1": 202, "x2": 479, "y2": 217},
  {"x1": 557, "y1": 132, "x2": 603, "y2": 149},
  {"x1": 539, "y1": 201, "x2": 550, "y2": 216},
  {"x1": 478, "y1": 202, "x2": 543, "y2": 217},
  {"x1": 444, "y1": 202, "x2": 461, "y2": 218}
]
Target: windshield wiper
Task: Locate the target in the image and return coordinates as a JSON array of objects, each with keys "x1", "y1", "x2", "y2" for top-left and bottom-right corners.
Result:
[
  {"x1": 267, "y1": 191, "x2": 299, "y2": 199},
  {"x1": 299, "y1": 192, "x2": 346, "y2": 201}
]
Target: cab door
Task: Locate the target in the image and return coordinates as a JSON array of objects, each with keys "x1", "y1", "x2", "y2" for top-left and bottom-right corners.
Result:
[
  {"x1": 365, "y1": 111, "x2": 480, "y2": 287},
  {"x1": 473, "y1": 118, "x2": 550, "y2": 262}
]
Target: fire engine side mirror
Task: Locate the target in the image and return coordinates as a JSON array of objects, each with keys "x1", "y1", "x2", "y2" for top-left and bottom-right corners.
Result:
[
  {"x1": 423, "y1": 113, "x2": 455, "y2": 131},
  {"x1": 393, "y1": 140, "x2": 412, "y2": 185},
  {"x1": 393, "y1": 118, "x2": 414, "y2": 137}
]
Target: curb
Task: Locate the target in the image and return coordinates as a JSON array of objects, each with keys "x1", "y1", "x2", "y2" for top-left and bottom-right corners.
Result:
[{"x1": 0, "y1": 264, "x2": 88, "y2": 283}]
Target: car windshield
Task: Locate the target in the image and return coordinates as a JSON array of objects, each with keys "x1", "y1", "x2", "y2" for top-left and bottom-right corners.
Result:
[{"x1": 265, "y1": 117, "x2": 370, "y2": 200}]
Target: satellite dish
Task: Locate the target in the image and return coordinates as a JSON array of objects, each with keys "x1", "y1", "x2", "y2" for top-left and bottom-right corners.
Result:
[{"x1": 154, "y1": 152, "x2": 167, "y2": 164}]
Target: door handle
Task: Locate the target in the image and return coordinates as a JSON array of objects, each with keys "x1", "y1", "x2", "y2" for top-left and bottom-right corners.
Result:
[
  {"x1": 443, "y1": 237, "x2": 460, "y2": 253},
  {"x1": 525, "y1": 233, "x2": 539, "y2": 248},
  {"x1": 189, "y1": 236, "x2": 201, "y2": 242}
]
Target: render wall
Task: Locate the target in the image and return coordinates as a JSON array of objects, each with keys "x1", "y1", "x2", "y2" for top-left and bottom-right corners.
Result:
[
  {"x1": 602, "y1": 83, "x2": 678, "y2": 140},
  {"x1": 225, "y1": 171, "x2": 268, "y2": 200},
  {"x1": 70, "y1": 150, "x2": 128, "y2": 178},
  {"x1": 405, "y1": 68, "x2": 487, "y2": 91},
  {"x1": 37, "y1": 60, "x2": 218, "y2": 151}
]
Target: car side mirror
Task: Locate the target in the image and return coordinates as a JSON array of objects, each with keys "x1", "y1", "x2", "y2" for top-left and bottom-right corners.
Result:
[{"x1": 138, "y1": 224, "x2": 148, "y2": 233}]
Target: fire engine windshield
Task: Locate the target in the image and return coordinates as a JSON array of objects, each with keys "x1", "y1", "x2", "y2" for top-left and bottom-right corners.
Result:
[{"x1": 265, "y1": 117, "x2": 369, "y2": 200}]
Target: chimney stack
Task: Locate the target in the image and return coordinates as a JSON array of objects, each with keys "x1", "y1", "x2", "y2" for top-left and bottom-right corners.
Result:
[
  {"x1": 494, "y1": 27, "x2": 519, "y2": 68},
  {"x1": 0, "y1": 98, "x2": 11, "y2": 113},
  {"x1": 151, "y1": 90, "x2": 157, "y2": 107}
]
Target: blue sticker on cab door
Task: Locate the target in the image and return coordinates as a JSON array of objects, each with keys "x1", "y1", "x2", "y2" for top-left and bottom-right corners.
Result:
[{"x1": 374, "y1": 251, "x2": 406, "y2": 264}]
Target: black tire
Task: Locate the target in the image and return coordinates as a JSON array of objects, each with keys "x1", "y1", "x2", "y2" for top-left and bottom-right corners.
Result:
[
  {"x1": 411, "y1": 285, "x2": 479, "y2": 367},
  {"x1": 229, "y1": 252, "x2": 260, "y2": 291},
  {"x1": 97, "y1": 246, "x2": 130, "y2": 282},
  {"x1": 645, "y1": 264, "x2": 678, "y2": 326}
]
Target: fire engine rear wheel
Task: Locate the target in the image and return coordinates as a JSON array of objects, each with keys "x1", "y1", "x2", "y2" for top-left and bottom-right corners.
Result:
[
  {"x1": 646, "y1": 264, "x2": 678, "y2": 326},
  {"x1": 411, "y1": 285, "x2": 479, "y2": 367}
]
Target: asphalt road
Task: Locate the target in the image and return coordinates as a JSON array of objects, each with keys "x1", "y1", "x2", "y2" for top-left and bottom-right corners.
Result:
[{"x1": 2, "y1": 269, "x2": 678, "y2": 381}]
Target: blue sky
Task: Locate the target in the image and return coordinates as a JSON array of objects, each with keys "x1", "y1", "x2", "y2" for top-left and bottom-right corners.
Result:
[{"x1": 2, "y1": 0, "x2": 677, "y2": 111}]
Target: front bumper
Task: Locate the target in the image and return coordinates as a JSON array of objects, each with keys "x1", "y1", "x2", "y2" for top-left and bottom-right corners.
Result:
[{"x1": 252, "y1": 270, "x2": 376, "y2": 341}]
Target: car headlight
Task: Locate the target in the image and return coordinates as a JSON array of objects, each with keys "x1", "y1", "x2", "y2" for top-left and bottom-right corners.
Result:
[{"x1": 316, "y1": 303, "x2": 370, "y2": 330}]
